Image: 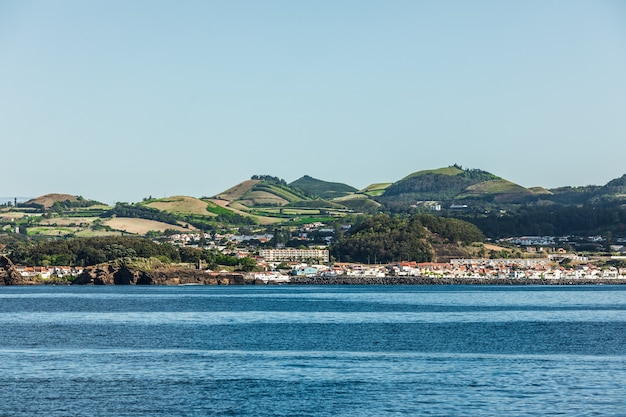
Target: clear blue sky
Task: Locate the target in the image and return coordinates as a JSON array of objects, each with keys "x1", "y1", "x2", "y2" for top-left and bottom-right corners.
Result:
[{"x1": 2, "y1": 0, "x2": 625, "y2": 204}]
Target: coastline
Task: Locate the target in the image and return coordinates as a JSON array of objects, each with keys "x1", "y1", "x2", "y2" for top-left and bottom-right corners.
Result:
[{"x1": 286, "y1": 275, "x2": 626, "y2": 285}]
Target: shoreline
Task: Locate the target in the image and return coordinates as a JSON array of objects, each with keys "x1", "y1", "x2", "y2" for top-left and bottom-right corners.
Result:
[{"x1": 286, "y1": 275, "x2": 626, "y2": 285}]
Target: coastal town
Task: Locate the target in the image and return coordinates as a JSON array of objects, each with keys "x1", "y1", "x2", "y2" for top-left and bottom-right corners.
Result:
[
  {"x1": 11, "y1": 252, "x2": 626, "y2": 284},
  {"x1": 9, "y1": 223, "x2": 626, "y2": 284},
  {"x1": 158, "y1": 223, "x2": 626, "y2": 283}
]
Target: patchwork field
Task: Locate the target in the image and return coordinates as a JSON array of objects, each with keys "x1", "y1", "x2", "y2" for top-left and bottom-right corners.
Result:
[
  {"x1": 38, "y1": 217, "x2": 98, "y2": 226},
  {"x1": 144, "y1": 196, "x2": 217, "y2": 216},
  {"x1": 359, "y1": 183, "x2": 392, "y2": 197},
  {"x1": 27, "y1": 227, "x2": 78, "y2": 237},
  {"x1": 104, "y1": 217, "x2": 195, "y2": 235}
]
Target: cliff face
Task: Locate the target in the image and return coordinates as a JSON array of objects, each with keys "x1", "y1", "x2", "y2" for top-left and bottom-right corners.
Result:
[
  {"x1": 0, "y1": 255, "x2": 31, "y2": 285},
  {"x1": 73, "y1": 264, "x2": 245, "y2": 285}
]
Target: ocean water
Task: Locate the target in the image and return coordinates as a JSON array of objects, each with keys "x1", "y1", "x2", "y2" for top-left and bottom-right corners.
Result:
[{"x1": 1, "y1": 285, "x2": 625, "y2": 416}]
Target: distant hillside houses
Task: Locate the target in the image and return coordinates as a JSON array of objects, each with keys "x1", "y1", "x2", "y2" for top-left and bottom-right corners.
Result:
[
  {"x1": 500, "y1": 236, "x2": 556, "y2": 246},
  {"x1": 16, "y1": 265, "x2": 84, "y2": 279},
  {"x1": 450, "y1": 258, "x2": 550, "y2": 268}
]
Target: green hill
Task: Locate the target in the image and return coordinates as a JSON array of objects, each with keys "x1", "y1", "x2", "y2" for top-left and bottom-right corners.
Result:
[
  {"x1": 23, "y1": 194, "x2": 104, "y2": 210},
  {"x1": 594, "y1": 174, "x2": 626, "y2": 202},
  {"x1": 289, "y1": 175, "x2": 358, "y2": 199},
  {"x1": 215, "y1": 178, "x2": 307, "y2": 207},
  {"x1": 332, "y1": 194, "x2": 381, "y2": 213},
  {"x1": 377, "y1": 165, "x2": 501, "y2": 207},
  {"x1": 402, "y1": 166, "x2": 465, "y2": 180},
  {"x1": 211, "y1": 176, "x2": 379, "y2": 222},
  {"x1": 457, "y1": 179, "x2": 536, "y2": 202}
]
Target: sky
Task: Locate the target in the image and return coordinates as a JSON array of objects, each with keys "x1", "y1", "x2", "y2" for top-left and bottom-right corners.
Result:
[{"x1": 1, "y1": 0, "x2": 625, "y2": 204}]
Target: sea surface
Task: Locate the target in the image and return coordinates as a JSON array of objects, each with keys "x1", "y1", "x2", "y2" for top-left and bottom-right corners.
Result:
[{"x1": 1, "y1": 285, "x2": 625, "y2": 416}]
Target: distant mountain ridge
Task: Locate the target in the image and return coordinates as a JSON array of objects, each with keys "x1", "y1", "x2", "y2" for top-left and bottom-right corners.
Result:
[
  {"x1": 10, "y1": 167, "x2": 626, "y2": 211},
  {"x1": 8, "y1": 168, "x2": 626, "y2": 231}
]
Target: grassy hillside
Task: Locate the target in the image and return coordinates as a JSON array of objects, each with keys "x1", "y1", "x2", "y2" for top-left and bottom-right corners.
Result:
[
  {"x1": 23, "y1": 194, "x2": 104, "y2": 210},
  {"x1": 143, "y1": 196, "x2": 218, "y2": 217},
  {"x1": 332, "y1": 194, "x2": 382, "y2": 213},
  {"x1": 289, "y1": 175, "x2": 358, "y2": 199},
  {"x1": 238, "y1": 190, "x2": 291, "y2": 207},
  {"x1": 24, "y1": 194, "x2": 82, "y2": 209},
  {"x1": 209, "y1": 176, "x2": 370, "y2": 223},
  {"x1": 104, "y1": 217, "x2": 194, "y2": 234},
  {"x1": 215, "y1": 180, "x2": 260, "y2": 201},
  {"x1": 528, "y1": 187, "x2": 552, "y2": 195},
  {"x1": 215, "y1": 179, "x2": 308, "y2": 207},
  {"x1": 208, "y1": 199, "x2": 283, "y2": 225},
  {"x1": 359, "y1": 183, "x2": 392, "y2": 197},
  {"x1": 378, "y1": 166, "x2": 501, "y2": 206},
  {"x1": 457, "y1": 179, "x2": 536, "y2": 202},
  {"x1": 402, "y1": 166, "x2": 464, "y2": 180},
  {"x1": 594, "y1": 174, "x2": 626, "y2": 202}
]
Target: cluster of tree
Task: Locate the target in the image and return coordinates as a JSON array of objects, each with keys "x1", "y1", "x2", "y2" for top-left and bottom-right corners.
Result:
[
  {"x1": 251, "y1": 175, "x2": 287, "y2": 185},
  {"x1": 331, "y1": 214, "x2": 431, "y2": 264},
  {"x1": 331, "y1": 213, "x2": 482, "y2": 264},
  {"x1": 547, "y1": 186, "x2": 603, "y2": 205},
  {"x1": 8, "y1": 236, "x2": 259, "y2": 271},
  {"x1": 416, "y1": 214, "x2": 484, "y2": 244},
  {"x1": 455, "y1": 167, "x2": 501, "y2": 181},
  {"x1": 454, "y1": 204, "x2": 626, "y2": 239},
  {"x1": 538, "y1": 176, "x2": 626, "y2": 206},
  {"x1": 105, "y1": 203, "x2": 180, "y2": 225},
  {"x1": 9, "y1": 236, "x2": 181, "y2": 266},
  {"x1": 602, "y1": 174, "x2": 626, "y2": 195},
  {"x1": 22, "y1": 197, "x2": 103, "y2": 213}
]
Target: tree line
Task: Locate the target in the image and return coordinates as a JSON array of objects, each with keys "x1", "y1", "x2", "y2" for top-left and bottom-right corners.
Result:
[
  {"x1": 454, "y1": 204, "x2": 626, "y2": 239},
  {"x1": 331, "y1": 213, "x2": 483, "y2": 264},
  {"x1": 8, "y1": 236, "x2": 257, "y2": 271}
]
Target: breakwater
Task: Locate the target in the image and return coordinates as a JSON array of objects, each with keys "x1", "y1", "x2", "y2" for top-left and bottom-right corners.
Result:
[{"x1": 288, "y1": 275, "x2": 626, "y2": 285}]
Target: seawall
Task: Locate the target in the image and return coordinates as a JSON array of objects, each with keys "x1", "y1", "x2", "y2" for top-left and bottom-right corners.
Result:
[{"x1": 288, "y1": 275, "x2": 626, "y2": 285}]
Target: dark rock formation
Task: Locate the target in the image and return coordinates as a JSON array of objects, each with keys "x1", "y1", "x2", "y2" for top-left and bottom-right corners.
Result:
[
  {"x1": 0, "y1": 255, "x2": 30, "y2": 285},
  {"x1": 73, "y1": 264, "x2": 245, "y2": 285}
]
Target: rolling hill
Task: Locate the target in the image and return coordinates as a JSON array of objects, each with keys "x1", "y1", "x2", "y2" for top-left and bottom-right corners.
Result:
[
  {"x1": 215, "y1": 179, "x2": 309, "y2": 207},
  {"x1": 208, "y1": 175, "x2": 382, "y2": 223},
  {"x1": 289, "y1": 175, "x2": 358, "y2": 199},
  {"x1": 4, "y1": 167, "x2": 626, "y2": 240},
  {"x1": 23, "y1": 194, "x2": 104, "y2": 210},
  {"x1": 595, "y1": 174, "x2": 626, "y2": 202},
  {"x1": 143, "y1": 196, "x2": 217, "y2": 217},
  {"x1": 376, "y1": 165, "x2": 503, "y2": 207},
  {"x1": 456, "y1": 179, "x2": 537, "y2": 202}
]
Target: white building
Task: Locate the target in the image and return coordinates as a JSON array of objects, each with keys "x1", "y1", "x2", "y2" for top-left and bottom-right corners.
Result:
[{"x1": 259, "y1": 248, "x2": 329, "y2": 263}]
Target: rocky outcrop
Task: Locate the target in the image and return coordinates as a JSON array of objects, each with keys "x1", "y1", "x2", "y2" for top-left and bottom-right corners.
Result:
[
  {"x1": 0, "y1": 255, "x2": 32, "y2": 285},
  {"x1": 73, "y1": 264, "x2": 245, "y2": 285}
]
